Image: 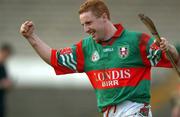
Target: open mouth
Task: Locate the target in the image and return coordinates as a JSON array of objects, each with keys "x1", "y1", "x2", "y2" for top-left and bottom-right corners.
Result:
[{"x1": 89, "y1": 30, "x2": 96, "y2": 38}]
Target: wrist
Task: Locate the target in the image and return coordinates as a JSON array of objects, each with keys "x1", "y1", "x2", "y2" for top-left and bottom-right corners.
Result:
[
  {"x1": 26, "y1": 33, "x2": 40, "y2": 47},
  {"x1": 26, "y1": 33, "x2": 36, "y2": 40}
]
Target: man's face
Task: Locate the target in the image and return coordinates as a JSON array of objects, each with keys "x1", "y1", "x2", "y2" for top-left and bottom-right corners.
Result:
[{"x1": 79, "y1": 11, "x2": 106, "y2": 41}]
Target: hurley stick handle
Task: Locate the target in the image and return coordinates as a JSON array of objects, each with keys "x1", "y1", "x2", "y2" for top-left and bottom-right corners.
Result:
[{"x1": 138, "y1": 14, "x2": 180, "y2": 77}]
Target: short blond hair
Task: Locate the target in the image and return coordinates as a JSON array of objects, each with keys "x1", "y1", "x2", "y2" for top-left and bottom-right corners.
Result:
[{"x1": 79, "y1": 0, "x2": 110, "y2": 20}]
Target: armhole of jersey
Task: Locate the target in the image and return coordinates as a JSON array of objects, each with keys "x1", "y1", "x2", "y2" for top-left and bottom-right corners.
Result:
[
  {"x1": 139, "y1": 33, "x2": 151, "y2": 66},
  {"x1": 76, "y1": 40, "x2": 85, "y2": 72}
]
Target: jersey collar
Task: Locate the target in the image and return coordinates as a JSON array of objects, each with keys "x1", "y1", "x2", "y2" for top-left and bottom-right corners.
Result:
[{"x1": 96, "y1": 23, "x2": 124, "y2": 46}]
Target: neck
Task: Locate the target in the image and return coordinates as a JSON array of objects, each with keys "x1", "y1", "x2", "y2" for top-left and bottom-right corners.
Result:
[{"x1": 103, "y1": 21, "x2": 117, "y2": 41}]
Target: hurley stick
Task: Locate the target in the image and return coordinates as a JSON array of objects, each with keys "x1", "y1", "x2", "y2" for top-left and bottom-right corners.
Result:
[{"x1": 138, "y1": 14, "x2": 180, "y2": 77}]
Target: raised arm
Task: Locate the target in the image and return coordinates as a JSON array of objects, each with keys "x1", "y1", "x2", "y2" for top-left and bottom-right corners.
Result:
[{"x1": 20, "y1": 21, "x2": 51, "y2": 65}]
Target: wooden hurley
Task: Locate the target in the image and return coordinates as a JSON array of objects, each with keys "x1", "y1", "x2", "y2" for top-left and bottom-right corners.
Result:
[{"x1": 138, "y1": 14, "x2": 180, "y2": 77}]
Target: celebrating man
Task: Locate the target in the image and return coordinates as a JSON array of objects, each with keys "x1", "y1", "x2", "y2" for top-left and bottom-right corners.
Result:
[{"x1": 20, "y1": 0, "x2": 179, "y2": 116}]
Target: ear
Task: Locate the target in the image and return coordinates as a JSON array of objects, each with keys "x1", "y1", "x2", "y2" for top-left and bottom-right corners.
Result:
[{"x1": 102, "y1": 13, "x2": 108, "y2": 21}]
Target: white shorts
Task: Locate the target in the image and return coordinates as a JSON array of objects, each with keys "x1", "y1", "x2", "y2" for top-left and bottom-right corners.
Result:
[{"x1": 103, "y1": 101, "x2": 152, "y2": 117}]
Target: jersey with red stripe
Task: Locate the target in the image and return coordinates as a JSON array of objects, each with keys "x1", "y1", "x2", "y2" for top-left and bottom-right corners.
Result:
[{"x1": 51, "y1": 24, "x2": 172, "y2": 112}]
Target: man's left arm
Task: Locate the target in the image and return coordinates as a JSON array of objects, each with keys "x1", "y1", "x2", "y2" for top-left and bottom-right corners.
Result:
[{"x1": 159, "y1": 37, "x2": 179, "y2": 63}]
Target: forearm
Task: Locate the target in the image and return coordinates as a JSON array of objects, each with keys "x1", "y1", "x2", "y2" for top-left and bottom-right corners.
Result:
[
  {"x1": 27, "y1": 34, "x2": 51, "y2": 65},
  {"x1": 159, "y1": 37, "x2": 179, "y2": 63},
  {"x1": 167, "y1": 44, "x2": 179, "y2": 62},
  {"x1": 20, "y1": 21, "x2": 52, "y2": 65}
]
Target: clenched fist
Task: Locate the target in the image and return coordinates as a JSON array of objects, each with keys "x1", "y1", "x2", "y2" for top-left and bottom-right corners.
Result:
[{"x1": 20, "y1": 21, "x2": 34, "y2": 38}]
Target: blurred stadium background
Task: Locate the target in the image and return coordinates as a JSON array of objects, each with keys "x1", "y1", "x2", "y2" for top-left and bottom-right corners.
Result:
[{"x1": 0, "y1": 0, "x2": 180, "y2": 117}]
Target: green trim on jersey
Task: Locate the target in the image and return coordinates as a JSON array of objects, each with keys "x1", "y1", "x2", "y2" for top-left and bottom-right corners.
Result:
[
  {"x1": 146, "y1": 37, "x2": 162, "y2": 66},
  {"x1": 56, "y1": 45, "x2": 77, "y2": 71}
]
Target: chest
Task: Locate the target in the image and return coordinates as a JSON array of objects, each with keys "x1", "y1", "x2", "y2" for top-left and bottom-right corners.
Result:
[{"x1": 83, "y1": 39, "x2": 143, "y2": 72}]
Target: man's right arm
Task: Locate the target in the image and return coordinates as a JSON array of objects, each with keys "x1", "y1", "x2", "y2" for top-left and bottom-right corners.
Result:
[{"x1": 20, "y1": 21, "x2": 51, "y2": 65}]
